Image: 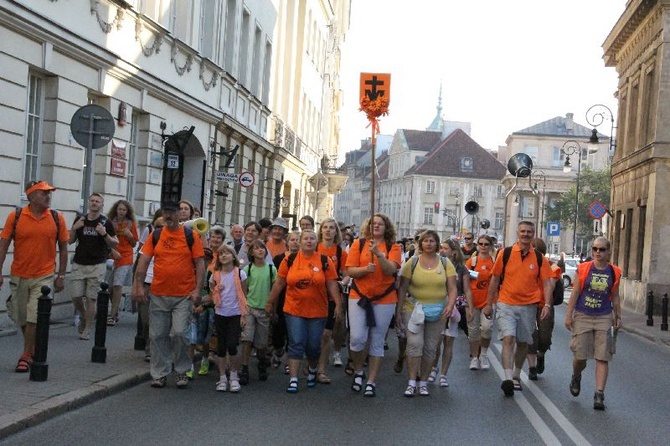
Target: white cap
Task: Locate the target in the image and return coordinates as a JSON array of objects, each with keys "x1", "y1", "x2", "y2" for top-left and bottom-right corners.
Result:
[{"x1": 407, "y1": 304, "x2": 425, "y2": 334}]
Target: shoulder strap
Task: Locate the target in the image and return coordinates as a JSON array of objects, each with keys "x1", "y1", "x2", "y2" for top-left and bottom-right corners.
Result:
[
  {"x1": 336, "y1": 244, "x2": 342, "y2": 273},
  {"x1": 321, "y1": 254, "x2": 329, "y2": 271},
  {"x1": 500, "y1": 246, "x2": 513, "y2": 284},
  {"x1": 269, "y1": 263, "x2": 275, "y2": 282},
  {"x1": 243, "y1": 264, "x2": 251, "y2": 280},
  {"x1": 471, "y1": 254, "x2": 477, "y2": 268},
  {"x1": 358, "y1": 238, "x2": 366, "y2": 254},
  {"x1": 287, "y1": 252, "x2": 298, "y2": 269},
  {"x1": 410, "y1": 256, "x2": 419, "y2": 276},
  {"x1": 534, "y1": 250, "x2": 543, "y2": 279},
  {"x1": 11, "y1": 207, "x2": 22, "y2": 239},
  {"x1": 440, "y1": 256, "x2": 447, "y2": 270},
  {"x1": 50, "y1": 210, "x2": 60, "y2": 235},
  {"x1": 184, "y1": 226, "x2": 194, "y2": 251},
  {"x1": 152, "y1": 227, "x2": 163, "y2": 247}
]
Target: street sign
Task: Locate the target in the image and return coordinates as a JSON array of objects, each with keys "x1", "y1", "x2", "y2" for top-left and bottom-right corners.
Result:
[
  {"x1": 359, "y1": 73, "x2": 391, "y2": 104},
  {"x1": 588, "y1": 201, "x2": 607, "y2": 219},
  {"x1": 70, "y1": 104, "x2": 115, "y2": 149},
  {"x1": 216, "y1": 171, "x2": 239, "y2": 183},
  {"x1": 238, "y1": 171, "x2": 255, "y2": 188},
  {"x1": 167, "y1": 154, "x2": 179, "y2": 169},
  {"x1": 547, "y1": 222, "x2": 560, "y2": 236}
]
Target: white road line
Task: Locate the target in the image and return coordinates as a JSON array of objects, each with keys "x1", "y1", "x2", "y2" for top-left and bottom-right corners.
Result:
[{"x1": 490, "y1": 343, "x2": 592, "y2": 446}]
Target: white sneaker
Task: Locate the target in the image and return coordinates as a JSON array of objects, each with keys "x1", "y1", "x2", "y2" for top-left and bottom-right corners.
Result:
[
  {"x1": 427, "y1": 367, "x2": 438, "y2": 383},
  {"x1": 229, "y1": 379, "x2": 241, "y2": 393},
  {"x1": 479, "y1": 355, "x2": 490, "y2": 370},
  {"x1": 469, "y1": 357, "x2": 480, "y2": 370},
  {"x1": 332, "y1": 351, "x2": 343, "y2": 367},
  {"x1": 216, "y1": 379, "x2": 228, "y2": 392}
]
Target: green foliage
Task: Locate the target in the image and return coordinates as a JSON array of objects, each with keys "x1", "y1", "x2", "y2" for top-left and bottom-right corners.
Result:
[{"x1": 544, "y1": 167, "x2": 611, "y2": 245}]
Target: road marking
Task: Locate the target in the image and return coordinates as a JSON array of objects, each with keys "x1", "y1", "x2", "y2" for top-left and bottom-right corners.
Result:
[{"x1": 490, "y1": 343, "x2": 592, "y2": 446}]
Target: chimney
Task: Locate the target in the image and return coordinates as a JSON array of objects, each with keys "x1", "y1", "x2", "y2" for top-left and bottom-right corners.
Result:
[{"x1": 565, "y1": 113, "x2": 574, "y2": 133}]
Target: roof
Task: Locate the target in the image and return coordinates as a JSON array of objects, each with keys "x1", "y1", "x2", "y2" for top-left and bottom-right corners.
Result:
[
  {"x1": 512, "y1": 113, "x2": 594, "y2": 138},
  {"x1": 402, "y1": 129, "x2": 443, "y2": 152},
  {"x1": 405, "y1": 129, "x2": 505, "y2": 180}
]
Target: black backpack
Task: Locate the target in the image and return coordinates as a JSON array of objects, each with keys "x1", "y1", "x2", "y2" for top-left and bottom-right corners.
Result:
[
  {"x1": 550, "y1": 262, "x2": 565, "y2": 305},
  {"x1": 286, "y1": 252, "x2": 329, "y2": 272},
  {"x1": 12, "y1": 207, "x2": 60, "y2": 241},
  {"x1": 152, "y1": 226, "x2": 194, "y2": 251},
  {"x1": 499, "y1": 246, "x2": 563, "y2": 305}
]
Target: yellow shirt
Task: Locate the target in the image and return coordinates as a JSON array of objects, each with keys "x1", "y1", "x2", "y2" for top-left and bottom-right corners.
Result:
[{"x1": 401, "y1": 256, "x2": 456, "y2": 312}]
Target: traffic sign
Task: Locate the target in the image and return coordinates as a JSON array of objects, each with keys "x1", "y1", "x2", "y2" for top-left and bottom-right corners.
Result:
[
  {"x1": 216, "y1": 171, "x2": 239, "y2": 183},
  {"x1": 588, "y1": 201, "x2": 607, "y2": 219},
  {"x1": 70, "y1": 104, "x2": 115, "y2": 149},
  {"x1": 547, "y1": 222, "x2": 560, "y2": 236},
  {"x1": 238, "y1": 171, "x2": 255, "y2": 188}
]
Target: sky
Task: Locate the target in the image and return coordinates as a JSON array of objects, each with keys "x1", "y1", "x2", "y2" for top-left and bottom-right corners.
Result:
[{"x1": 339, "y1": 0, "x2": 626, "y2": 154}]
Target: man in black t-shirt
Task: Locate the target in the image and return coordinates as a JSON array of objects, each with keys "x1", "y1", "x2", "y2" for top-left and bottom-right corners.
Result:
[
  {"x1": 461, "y1": 232, "x2": 477, "y2": 258},
  {"x1": 68, "y1": 193, "x2": 118, "y2": 340}
]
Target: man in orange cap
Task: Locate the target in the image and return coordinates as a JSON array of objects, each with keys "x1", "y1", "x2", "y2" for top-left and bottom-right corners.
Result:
[{"x1": 0, "y1": 180, "x2": 69, "y2": 373}]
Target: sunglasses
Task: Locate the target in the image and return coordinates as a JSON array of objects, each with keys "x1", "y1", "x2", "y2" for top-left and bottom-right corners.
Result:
[
  {"x1": 464, "y1": 237, "x2": 473, "y2": 240},
  {"x1": 478, "y1": 243, "x2": 490, "y2": 247},
  {"x1": 592, "y1": 247, "x2": 607, "y2": 252}
]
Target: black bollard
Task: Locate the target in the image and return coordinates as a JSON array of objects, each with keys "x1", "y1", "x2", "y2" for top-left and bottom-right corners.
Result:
[
  {"x1": 91, "y1": 282, "x2": 110, "y2": 363},
  {"x1": 134, "y1": 309, "x2": 146, "y2": 351},
  {"x1": 30, "y1": 286, "x2": 52, "y2": 382},
  {"x1": 646, "y1": 290, "x2": 654, "y2": 327},
  {"x1": 661, "y1": 293, "x2": 668, "y2": 331}
]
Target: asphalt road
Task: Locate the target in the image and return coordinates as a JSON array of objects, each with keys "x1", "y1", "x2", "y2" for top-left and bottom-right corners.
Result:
[{"x1": 4, "y1": 305, "x2": 670, "y2": 446}]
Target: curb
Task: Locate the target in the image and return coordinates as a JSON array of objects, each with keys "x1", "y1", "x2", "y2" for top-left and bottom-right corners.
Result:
[
  {"x1": 621, "y1": 325, "x2": 670, "y2": 348},
  {"x1": 0, "y1": 368, "x2": 150, "y2": 439}
]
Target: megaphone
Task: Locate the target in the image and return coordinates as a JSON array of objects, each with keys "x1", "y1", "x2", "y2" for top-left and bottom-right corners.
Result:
[
  {"x1": 464, "y1": 201, "x2": 479, "y2": 215},
  {"x1": 507, "y1": 153, "x2": 533, "y2": 177},
  {"x1": 184, "y1": 218, "x2": 209, "y2": 235},
  {"x1": 480, "y1": 219, "x2": 490, "y2": 229}
]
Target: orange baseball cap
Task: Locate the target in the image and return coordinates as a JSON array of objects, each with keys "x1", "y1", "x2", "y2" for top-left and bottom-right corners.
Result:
[{"x1": 25, "y1": 180, "x2": 56, "y2": 196}]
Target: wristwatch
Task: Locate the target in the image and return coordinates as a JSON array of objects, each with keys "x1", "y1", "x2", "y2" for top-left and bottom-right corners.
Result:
[{"x1": 545, "y1": 304, "x2": 552, "y2": 308}]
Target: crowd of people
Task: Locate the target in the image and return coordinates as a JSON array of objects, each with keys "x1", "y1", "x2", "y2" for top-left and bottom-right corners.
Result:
[{"x1": 0, "y1": 180, "x2": 623, "y2": 410}]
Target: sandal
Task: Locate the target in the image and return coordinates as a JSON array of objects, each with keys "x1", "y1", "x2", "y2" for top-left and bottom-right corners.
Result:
[
  {"x1": 363, "y1": 383, "x2": 376, "y2": 397},
  {"x1": 419, "y1": 385, "x2": 430, "y2": 396},
  {"x1": 439, "y1": 375, "x2": 449, "y2": 387},
  {"x1": 316, "y1": 372, "x2": 331, "y2": 384},
  {"x1": 107, "y1": 317, "x2": 116, "y2": 326},
  {"x1": 15, "y1": 354, "x2": 32, "y2": 373},
  {"x1": 344, "y1": 358, "x2": 355, "y2": 376},
  {"x1": 286, "y1": 379, "x2": 299, "y2": 394},
  {"x1": 351, "y1": 371, "x2": 365, "y2": 392},
  {"x1": 404, "y1": 385, "x2": 416, "y2": 397},
  {"x1": 513, "y1": 377, "x2": 523, "y2": 391},
  {"x1": 79, "y1": 332, "x2": 90, "y2": 341},
  {"x1": 284, "y1": 364, "x2": 290, "y2": 375}
]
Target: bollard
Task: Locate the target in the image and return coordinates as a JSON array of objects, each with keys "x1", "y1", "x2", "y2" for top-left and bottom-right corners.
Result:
[
  {"x1": 30, "y1": 286, "x2": 52, "y2": 382},
  {"x1": 661, "y1": 293, "x2": 668, "y2": 331},
  {"x1": 134, "y1": 309, "x2": 146, "y2": 351},
  {"x1": 646, "y1": 290, "x2": 654, "y2": 327},
  {"x1": 91, "y1": 282, "x2": 110, "y2": 363}
]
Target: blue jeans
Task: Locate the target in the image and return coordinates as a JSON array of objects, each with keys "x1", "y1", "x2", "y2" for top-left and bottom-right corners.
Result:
[
  {"x1": 149, "y1": 294, "x2": 191, "y2": 379},
  {"x1": 285, "y1": 314, "x2": 326, "y2": 361}
]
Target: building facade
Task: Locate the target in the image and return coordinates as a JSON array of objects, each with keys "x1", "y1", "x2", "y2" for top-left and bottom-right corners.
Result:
[{"x1": 602, "y1": 0, "x2": 670, "y2": 312}]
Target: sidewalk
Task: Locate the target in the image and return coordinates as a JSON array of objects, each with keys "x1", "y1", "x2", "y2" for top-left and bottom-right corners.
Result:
[
  {"x1": 0, "y1": 312, "x2": 149, "y2": 439},
  {"x1": 0, "y1": 306, "x2": 669, "y2": 439}
]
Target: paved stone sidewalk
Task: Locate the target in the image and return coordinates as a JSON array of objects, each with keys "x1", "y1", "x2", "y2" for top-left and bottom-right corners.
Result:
[{"x1": 0, "y1": 313, "x2": 149, "y2": 438}]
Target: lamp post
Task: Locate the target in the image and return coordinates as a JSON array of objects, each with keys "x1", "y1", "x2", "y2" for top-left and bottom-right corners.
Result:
[
  {"x1": 585, "y1": 104, "x2": 616, "y2": 159},
  {"x1": 533, "y1": 170, "x2": 547, "y2": 234},
  {"x1": 453, "y1": 191, "x2": 460, "y2": 235},
  {"x1": 561, "y1": 140, "x2": 583, "y2": 256}
]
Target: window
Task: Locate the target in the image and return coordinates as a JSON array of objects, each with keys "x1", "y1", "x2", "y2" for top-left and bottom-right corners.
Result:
[
  {"x1": 238, "y1": 9, "x2": 250, "y2": 85},
  {"x1": 170, "y1": 1, "x2": 191, "y2": 43},
  {"x1": 473, "y1": 184, "x2": 483, "y2": 198},
  {"x1": 223, "y1": 0, "x2": 237, "y2": 72},
  {"x1": 199, "y1": 0, "x2": 218, "y2": 60},
  {"x1": 24, "y1": 73, "x2": 44, "y2": 188},
  {"x1": 250, "y1": 25, "x2": 262, "y2": 95},
  {"x1": 523, "y1": 146, "x2": 538, "y2": 163},
  {"x1": 426, "y1": 180, "x2": 435, "y2": 194},
  {"x1": 460, "y1": 157, "x2": 474, "y2": 172},
  {"x1": 552, "y1": 147, "x2": 563, "y2": 167},
  {"x1": 494, "y1": 212, "x2": 504, "y2": 230},
  {"x1": 497, "y1": 184, "x2": 505, "y2": 198},
  {"x1": 423, "y1": 207, "x2": 434, "y2": 225}
]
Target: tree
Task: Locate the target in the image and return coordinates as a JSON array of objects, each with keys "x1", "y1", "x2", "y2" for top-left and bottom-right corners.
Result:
[{"x1": 544, "y1": 167, "x2": 611, "y2": 252}]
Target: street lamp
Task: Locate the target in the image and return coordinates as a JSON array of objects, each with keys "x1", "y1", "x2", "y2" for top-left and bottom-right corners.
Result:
[
  {"x1": 533, "y1": 170, "x2": 547, "y2": 234},
  {"x1": 562, "y1": 140, "x2": 583, "y2": 256},
  {"x1": 453, "y1": 191, "x2": 460, "y2": 235},
  {"x1": 585, "y1": 104, "x2": 616, "y2": 159}
]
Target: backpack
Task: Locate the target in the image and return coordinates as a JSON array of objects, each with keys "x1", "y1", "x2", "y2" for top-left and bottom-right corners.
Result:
[
  {"x1": 12, "y1": 207, "x2": 60, "y2": 241},
  {"x1": 551, "y1": 264, "x2": 565, "y2": 305},
  {"x1": 244, "y1": 263, "x2": 276, "y2": 283},
  {"x1": 318, "y1": 242, "x2": 343, "y2": 278},
  {"x1": 499, "y1": 246, "x2": 543, "y2": 286},
  {"x1": 286, "y1": 252, "x2": 329, "y2": 272},
  {"x1": 152, "y1": 225, "x2": 194, "y2": 251},
  {"x1": 409, "y1": 256, "x2": 447, "y2": 276}
]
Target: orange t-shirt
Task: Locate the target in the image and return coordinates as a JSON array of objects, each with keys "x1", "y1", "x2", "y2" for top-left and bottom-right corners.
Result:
[
  {"x1": 345, "y1": 239, "x2": 401, "y2": 304},
  {"x1": 317, "y1": 242, "x2": 348, "y2": 277},
  {"x1": 466, "y1": 255, "x2": 495, "y2": 309},
  {"x1": 279, "y1": 251, "x2": 338, "y2": 318},
  {"x1": 141, "y1": 226, "x2": 205, "y2": 297},
  {"x1": 113, "y1": 219, "x2": 139, "y2": 267},
  {"x1": 0, "y1": 206, "x2": 69, "y2": 278},
  {"x1": 491, "y1": 244, "x2": 551, "y2": 306},
  {"x1": 267, "y1": 238, "x2": 288, "y2": 259}
]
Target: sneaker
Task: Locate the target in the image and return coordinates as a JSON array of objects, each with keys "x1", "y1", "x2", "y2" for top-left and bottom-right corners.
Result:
[
  {"x1": 404, "y1": 385, "x2": 416, "y2": 397},
  {"x1": 479, "y1": 355, "x2": 490, "y2": 370},
  {"x1": 239, "y1": 365, "x2": 250, "y2": 385},
  {"x1": 286, "y1": 378, "x2": 299, "y2": 393},
  {"x1": 229, "y1": 379, "x2": 241, "y2": 393},
  {"x1": 106, "y1": 317, "x2": 116, "y2": 326},
  {"x1": 512, "y1": 377, "x2": 523, "y2": 391},
  {"x1": 528, "y1": 367, "x2": 538, "y2": 381},
  {"x1": 501, "y1": 379, "x2": 514, "y2": 397},
  {"x1": 176, "y1": 373, "x2": 189, "y2": 388},
  {"x1": 216, "y1": 378, "x2": 228, "y2": 392},
  {"x1": 536, "y1": 355, "x2": 545, "y2": 374},
  {"x1": 198, "y1": 361, "x2": 210, "y2": 376},
  {"x1": 593, "y1": 390, "x2": 605, "y2": 410},
  {"x1": 419, "y1": 385, "x2": 430, "y2": 396},
  {"x1": 469, "y1": 357, "x2": 480, "y2": 371},
  {"x1": 332, "y1": 351, "x2": 343, "y2": 367},
  {"x1": 151, "y1": 376, "x2": 167, "y2": 388},
  {"x1": 439, "y1": 375, "x2": 449, "y2": 387},
  {"x1": 570, "y1": 374, "x2": 581, "y2": 397},
  {"x1": 394, "y1": 356, "x2": 404, "y2": 374},
  {"x1": 185, "y1": 368, "x2": 194, "y2": 380}
]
